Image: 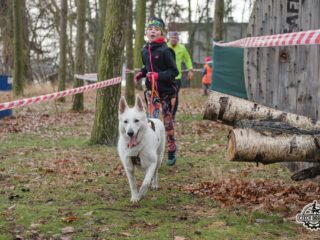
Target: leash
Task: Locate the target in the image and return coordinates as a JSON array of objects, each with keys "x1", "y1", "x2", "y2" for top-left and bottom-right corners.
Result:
[{"x1": 148, "y1": 44, "x2": 160, "y2": 117}]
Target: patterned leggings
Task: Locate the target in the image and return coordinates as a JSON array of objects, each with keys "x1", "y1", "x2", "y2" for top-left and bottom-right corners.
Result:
[{"x1": 145, "y1": 91, "x2": 176, "y2": 152}]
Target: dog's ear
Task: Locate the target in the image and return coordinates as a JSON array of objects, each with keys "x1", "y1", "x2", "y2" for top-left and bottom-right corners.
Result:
[
  {"x1": 135, "y1": 95, "x2": 145, "y2": 112},
  {"x1": 119, "y1": 96, "x2": 128, "y2": 114}
]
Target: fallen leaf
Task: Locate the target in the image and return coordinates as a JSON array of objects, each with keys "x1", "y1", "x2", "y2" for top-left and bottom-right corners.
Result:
[
  {"x1": 174, "y1": 236, "x2": 187, "y2": 240},
  {"x1": 84, "y1": 211, "x2": 94, "y2": 216},
  {"x1": 61, "y1": 226, "x2": 75, "y2": 234},
  {"x1": 62, "y1": 215, "x2": 78, "y2": 223},
  {"x1": 120, "y1": 232, "x2": 134, "y2": 237}
]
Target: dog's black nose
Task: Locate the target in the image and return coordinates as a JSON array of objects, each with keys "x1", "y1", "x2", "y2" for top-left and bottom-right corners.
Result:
[{"x1": 127, "y1": 130, "x2": 134, "y2": 137}]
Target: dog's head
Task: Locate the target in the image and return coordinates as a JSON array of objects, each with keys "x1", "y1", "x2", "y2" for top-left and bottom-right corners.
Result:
[{"x1": 118, "y1": 95, "x2": 148, "y2": 148}]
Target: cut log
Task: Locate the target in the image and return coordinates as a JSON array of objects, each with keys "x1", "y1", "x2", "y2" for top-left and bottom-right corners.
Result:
[
  {"x1": 227, "y1": 129, "x2": 320, "y2": 164},
  {"x1": 204, "y1": 91, "x2": 320, "y2": 130}
]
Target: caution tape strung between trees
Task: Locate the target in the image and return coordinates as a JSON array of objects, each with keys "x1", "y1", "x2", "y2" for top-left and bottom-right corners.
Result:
[
  {"x1": 213, "y1": 29, "x2": 320, "y2": 48},
  {"x1": 0, "y1": 76, "x2": 121, "y2": 112}
]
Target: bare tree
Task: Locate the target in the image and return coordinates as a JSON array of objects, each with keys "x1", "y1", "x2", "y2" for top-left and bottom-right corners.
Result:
[
  {"x1": 224, "y1": 0, "x2": 233, "y2": 20},
  {"x1": 72, "y1": 0, "x2": 86, "y2": 111},
  {"x1": 86, "y1": 0, "x2": 98, "y2": 72},
  {"x1": 96, "y1": 0, "x2": 107, "y2": 63},
  {"x1": 12, "y1": 0, "x2": 25, "y2": 95},
  {"x1": 0, "y1": 0, "x2": 13, "y2": 75},
  {"x1": 58, "y1": 0, "x2": 68, "y2": 102},
  {"x1": 188, "y1": 0, "x2": 212, "y2": 59},
  {"x1": 149, "y1": 0, "x2": 156, "y2": 18},
  {"x1": 133, "y1": 0, "x2": 146, "y2": 90},
  {"x1": 90, "y1": 0, "x2": 129, "y2": 145},
  {"x1": 213, "y1": 0, "x2": 224, "y2": 41},
  {"x1": 125, "y1": 0, "x2": 135, "y2": 106}
]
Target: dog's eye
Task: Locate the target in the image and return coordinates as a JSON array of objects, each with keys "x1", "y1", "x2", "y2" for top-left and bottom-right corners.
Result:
[
  {"x1": 124, "y1": 120, "x2": 128, "y2": 124},
  {"x1": 134, "y1": 119, "x2": 139, "y2": 123}
]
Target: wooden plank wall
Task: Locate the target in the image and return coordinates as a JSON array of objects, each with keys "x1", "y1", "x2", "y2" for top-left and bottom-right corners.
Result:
[
  {"x1": 244, "y1": 0, "x2": 320, "y2": 119},
  {"x1": 244, "y1": 0, "x2": 320, "y2": 172}
]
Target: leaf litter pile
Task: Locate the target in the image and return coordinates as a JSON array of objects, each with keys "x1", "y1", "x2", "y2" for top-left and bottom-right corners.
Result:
[{"x1": 184, "y1": 178, "x2": 320, "y2": 216}]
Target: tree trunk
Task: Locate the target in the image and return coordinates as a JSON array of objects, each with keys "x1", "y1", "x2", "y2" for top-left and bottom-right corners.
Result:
[
  {"x1": 67, "y1": 2, "x2": 75, "y2": 82},
  {"x1": 22, "y1": 0, "x2": 32, "y2": 84},
  {"x1": 96, "y1": 0, "x2": 107, "y2": 63},
  {"x1": 86, "y1": 0, "x2": 98, "y2": 72},
  {"x1": 187, "y1": 0, "x2": 194, "y2": 60},
  {"x1": 125, "y1": 0, "x2": 135, "y2": 106},
  {"x1": 227, "y1": 128, "x2": 320, "y2": 164},
  {"x1": 149, "y1": 0, "x2": 156, "y2": 18},
  {"x1": 12, "y1": 0, "x2": 25, "y2": 96},
  {"x1": 0, "y1": 0, "x2": 13, "y2": 75},
  {"x1": 133, "y1": 0, "x2": 146, "y2": 90},
  {"x1": 204, "y1": 91, "x2": 320, "y2": 131},
  {"x1": 72, "y1": 0, "x2": 86, "y2": 111},
  {"x1": 213, "y1": 0, "x2": 224, "y2": 41},
  {"x1": 90, "y1": 0, "x2": 129, "y2": 145},
  {"x1": 58, "y1": 0, "x2": 68, "y2": 102}
]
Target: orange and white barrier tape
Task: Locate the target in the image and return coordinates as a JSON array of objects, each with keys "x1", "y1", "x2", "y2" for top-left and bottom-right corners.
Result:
[
  {"x1": 0, "y1": 76, "x2": 121, "y2": 111},
  {"x1": 213, "y1": 29, "x2": 320, "y2": 48}
]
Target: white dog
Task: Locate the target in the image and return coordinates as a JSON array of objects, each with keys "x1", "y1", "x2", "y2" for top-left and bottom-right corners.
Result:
[{"x1": 117, "y1": 95, "x2": 165, "y2": 203}]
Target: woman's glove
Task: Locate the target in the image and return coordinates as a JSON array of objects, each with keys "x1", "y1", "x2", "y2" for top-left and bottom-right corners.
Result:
[
  {"x1": 134, "y1": 71, "x2": 143, "y2": 83},
  {"x1": 146, "y1": 72, "x2": 159, "y2": 82}
]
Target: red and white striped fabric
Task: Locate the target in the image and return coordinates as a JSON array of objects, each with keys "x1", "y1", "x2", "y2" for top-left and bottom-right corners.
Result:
[
  {"x1": 0, "y1": 76, "x2": 121, "y2": 111},
  {"x1": 213, "y1": 29, "x2": 320, "y2": 48}
]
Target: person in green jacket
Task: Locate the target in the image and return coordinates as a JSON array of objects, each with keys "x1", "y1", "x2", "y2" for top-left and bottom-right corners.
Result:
[{"x1": 168, "y1": 31, "x2": 193, "y2": 121}]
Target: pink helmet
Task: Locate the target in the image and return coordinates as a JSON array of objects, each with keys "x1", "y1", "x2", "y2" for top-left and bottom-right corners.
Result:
[{"x1": 204, "y1": 56, "x2": 212, "y2": 63}]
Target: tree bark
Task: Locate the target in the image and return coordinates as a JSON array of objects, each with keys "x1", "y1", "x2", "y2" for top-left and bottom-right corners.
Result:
[
  {"x1": 90, "y1": 0, "x2": 129, "y2": 145},
  {"x1": 72, "y1": 0, "x2": 86, "y2": 111},
  {"x1": 125, "y1": 0, "x2": 135, "y2": 106},
  {"x1": 204, "y1": 91, "x2": 320, "y2": 131},
  {"x1": 133, "y1": 0, "x2": 146, "y2": 90},
  {"x1": 67, "y1": 1, "x2": 75, "y2": 82},
  {"x1": 149, "y1": 0, "x2": 156, "y2": 18},
  {"x1": 187, "y1": 0, "x2": 193, "y2": 60},
  {"x1": 213, "y1": 0, "x2": 224, "y2": 41},
  {"x1": 58, "y1": 0, "x2": 68, "y2": 102},
  {"x1": 12, "y1": 0, "x2": 25, "y2": 96},
  {"x1": 22, "y1": 0, "x2": 32, "y2": 84},
  {"x1": 227, "y1": 128, "x2": 320, "y2": 164},
  {"x1": 86, "y1": 0, "x2": 98, "y2": 72},
  {"x1": 0, "y1": 0, "x2": 13, "y2": 75},
  {"x1": 95, "y1": 0, "x2": 107, "y2": 67}
]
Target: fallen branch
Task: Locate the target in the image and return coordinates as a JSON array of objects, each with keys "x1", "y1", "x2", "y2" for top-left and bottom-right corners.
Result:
[{"x1": 291, "y1": 166, "x2": 320, "y2": 181}]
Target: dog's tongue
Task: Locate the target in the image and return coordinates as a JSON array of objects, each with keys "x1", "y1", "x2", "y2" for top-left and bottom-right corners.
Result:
[{"x1": 129, "y1": 136, "x2": 137, "y2": 148}]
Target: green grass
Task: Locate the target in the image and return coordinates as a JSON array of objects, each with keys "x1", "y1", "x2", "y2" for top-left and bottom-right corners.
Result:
[{"x1": 0, "y1": 89, "x2": 315, "y2": 239}]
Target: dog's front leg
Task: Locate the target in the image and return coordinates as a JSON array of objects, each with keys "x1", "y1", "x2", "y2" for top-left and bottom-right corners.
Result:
[
  {"x1": 151, "y1": 169, "x2": 159, "y2": 190},
  {"x1": 123, "y1": 161, "x2": 139, "y2": 203},
  {"x1": 138, "y1": 161, "x2": 157, "y2": 200}
]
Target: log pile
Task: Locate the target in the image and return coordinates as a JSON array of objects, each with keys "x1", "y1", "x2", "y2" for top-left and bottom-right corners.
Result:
[{"x1": 204, "y1": 91, "x2": 320, "y2": 181}]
